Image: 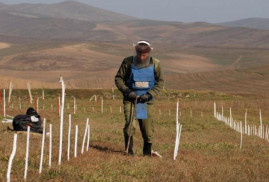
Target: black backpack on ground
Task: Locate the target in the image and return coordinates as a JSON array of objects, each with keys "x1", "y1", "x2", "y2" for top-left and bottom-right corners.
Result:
[{"x1": 12, "y1": 107, "x2": 43, "y2": 133}]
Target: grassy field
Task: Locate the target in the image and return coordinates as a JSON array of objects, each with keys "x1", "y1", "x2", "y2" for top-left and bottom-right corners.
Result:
[{"x1": 0, "y1": 89, "x2": 269, "y2": 181}]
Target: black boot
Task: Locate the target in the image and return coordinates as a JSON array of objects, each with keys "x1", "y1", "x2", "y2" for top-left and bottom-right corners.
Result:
[
  {"x1": 143, "y1": 141, "x2": 152, "y2": 156},
  {"x1": 124, "y1": 134, "x2": 134, "y2": 155}
]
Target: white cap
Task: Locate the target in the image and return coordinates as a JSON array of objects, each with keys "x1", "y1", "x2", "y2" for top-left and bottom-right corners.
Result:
[
  {"x1": 137, "y1": 40, "x2": 151, "y2": 46},
  {"x1": 133, "y1": 40, "x2": 153, "y2": 50}
]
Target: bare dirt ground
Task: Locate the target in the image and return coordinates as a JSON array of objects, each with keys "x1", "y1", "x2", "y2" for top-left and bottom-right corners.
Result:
[{"x1": 0, "y1": 42, "x2": 10, "y2": 49}]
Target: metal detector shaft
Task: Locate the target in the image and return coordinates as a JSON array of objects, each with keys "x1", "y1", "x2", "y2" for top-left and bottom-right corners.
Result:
[{"x1": 125, "y1": 98, "x2": 138, "y2": 153}]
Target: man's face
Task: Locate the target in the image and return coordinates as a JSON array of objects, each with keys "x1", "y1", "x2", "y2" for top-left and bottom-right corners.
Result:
[{"x1": 137, "y1": 52, "x2": 150, "y2": 62}]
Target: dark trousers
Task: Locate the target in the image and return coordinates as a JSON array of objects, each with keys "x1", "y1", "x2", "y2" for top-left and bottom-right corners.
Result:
[{"x1": 123, "y1": 101, "x2": 154, "y2": 143}]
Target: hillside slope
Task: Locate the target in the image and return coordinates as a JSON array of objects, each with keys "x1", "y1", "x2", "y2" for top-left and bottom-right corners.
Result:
[
  {"x1": 0, "y1": 1, "x2": 135, "y2": 22},
  {"x1": 221, "y1": 18, "x2": 269, "y2": 30}
]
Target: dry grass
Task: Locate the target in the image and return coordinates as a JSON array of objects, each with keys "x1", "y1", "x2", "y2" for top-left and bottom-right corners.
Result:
[{"x1": 0, "y1": 89, "x2": 268, "y2": 181}]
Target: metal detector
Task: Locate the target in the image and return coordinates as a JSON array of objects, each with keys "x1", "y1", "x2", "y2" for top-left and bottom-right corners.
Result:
[{"x1": 125, "y1": 97, "x2": 138, "y2": 154}]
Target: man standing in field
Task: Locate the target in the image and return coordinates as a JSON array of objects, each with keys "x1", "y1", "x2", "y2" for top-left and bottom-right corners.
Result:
[{"x1": 115, "y1": 40, "x2": 164, "y2": 156}]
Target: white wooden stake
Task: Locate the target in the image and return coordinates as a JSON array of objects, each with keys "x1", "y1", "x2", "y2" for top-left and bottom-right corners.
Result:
[
  {"x1": 42, "y1": 90, "x2": 45, "y2": 100},
  {"x1": 222, "y1": 105, "x2": 224, "y2": 120},
  {"x1": 49, "y1": 124, "x2": 52, "y2": 168},
  {"x1": 101, "y1": 98, "x2": 103, "y2": 113},
  {"x1": 7, "y1": 134, "x2": 17, "y2": 182},
  {"x1": 3, "y1": 89, "x2": 6, "y2": 117},
  {"x1": 24, "y1": 127, "x2": 30, "y2": 180},
  {"x1": 58, "y1": 76, "x2": 65, "y2": 165},
  {"x1": 214, "y1": 102, "x2": 216, "y2": 117},
  {"x1": 19, "y1": 97, "x2": 21, "y2": 110},
  {"x1": 89, "y1": 95, "x2": 97, "y2": 101},
  {"x1": 245, "y1": 109, "x2": 247, "y2": 134},
  {"x1": 58, "y1": 96, "x2": 61, "y2": 117},
  {"x1": 27, "y1": 82, "x2": 33, "y2": 104},
  {"x1": 81, "y1": 118, "x2": 89, "y2": 154},
  {"x1": 174, "y1": 123, "x2": 179, "y2": 161},
  {"x1": 8, "y1": 82, "x2": 13, "y2": 103},
  {"x1": 260, "y1": 110, "x2": 263, "y2": 138},
  {"x1": 230, "y1": 107, "x2": 232, "y2": 127},
  {"x1": 73, "y1": 97, "x2": 76, "y2": 114},
  {"x1": 74, "y1": 125, "x2": 78, "y2": 158},
  {"x1": 173, "y1": 101, "x2": 180, "y2": 160},
  {"x1": 86, "y1": 124, "x2": 90, "y2": 151},
  {"x1": 240, "y1": 121, "x2": 243, "y2": 150},
  {"x1": 178, "y1": 124, "x2": 183, "y2": 151},
  {"x1": 37, "y1": 97, "x2": 39, "y2": 113},
  {"x1": 39, "y1": 119, "x2": 46, "y2": 174},
  {"x1": 67, "y1": 114, "x2": 71, "y2": 161}
]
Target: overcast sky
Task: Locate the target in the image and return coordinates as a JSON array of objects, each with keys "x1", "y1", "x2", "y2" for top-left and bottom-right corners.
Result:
[{"x1": 0, "y1": 0, "x2": 268, "y2": 23}]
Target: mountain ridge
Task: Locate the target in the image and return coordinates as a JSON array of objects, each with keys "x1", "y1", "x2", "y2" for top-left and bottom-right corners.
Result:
[
  {"x1": 220, "y1": 17, "x2": 269, "y2": 30},
  {"x1": 0, "y1": 0, "x2": 136, "y2": 22}
]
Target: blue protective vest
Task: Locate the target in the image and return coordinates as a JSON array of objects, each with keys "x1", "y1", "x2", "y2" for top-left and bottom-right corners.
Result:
[{"x1": 127, "y1": 61, "x2": 155, "y2": 119}]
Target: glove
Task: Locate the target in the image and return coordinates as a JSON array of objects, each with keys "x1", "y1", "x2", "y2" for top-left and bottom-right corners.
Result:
[
  {"x1": 128, "y1": 91, "x2": 137, "y2": 100},
  {"x1": 138, "y1": 93, "x2": 152, "y2": 103},
  {"x1": 125, "y1": 90, "x2": 137, "y2": 101}
]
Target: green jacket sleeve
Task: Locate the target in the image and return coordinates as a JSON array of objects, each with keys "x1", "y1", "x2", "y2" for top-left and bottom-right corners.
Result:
[{"x1": 114, "y1": 57, "x2": 132, "y2": 94}]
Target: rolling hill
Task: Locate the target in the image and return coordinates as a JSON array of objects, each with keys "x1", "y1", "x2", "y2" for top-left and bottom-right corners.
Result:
[
  {"x1": 0, "y1": 1, "x2": 268, "y2": 94},
  {"x1": 0, "y1": 1, "x2": 268, "y2": 48},
  {"x1": 0, "y1": 42, "x2": 268, "y2": 94},
  {"x1": 0, "y1": 1, "x2": 135, "y2": 22},
  {"x1": 220, "y1": 18, "x2": 269, "y2": 30},
  {"x1": 0, "y1": 11, "x2": 269, "y2": 48}
]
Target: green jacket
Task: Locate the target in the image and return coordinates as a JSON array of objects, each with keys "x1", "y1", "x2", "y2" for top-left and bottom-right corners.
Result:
[{"x1": 115, "y1": 56, "x2": 164, "y2": 101}]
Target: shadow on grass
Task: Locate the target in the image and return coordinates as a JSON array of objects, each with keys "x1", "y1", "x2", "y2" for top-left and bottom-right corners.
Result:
[{"x1": 90, "y1": 144, "x2": 124, "y2": 154}]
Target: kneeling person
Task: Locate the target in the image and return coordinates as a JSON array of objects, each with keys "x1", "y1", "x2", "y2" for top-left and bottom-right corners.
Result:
[{"x1": 13, "y1": 107, "x2": 43, "y2": 133}]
